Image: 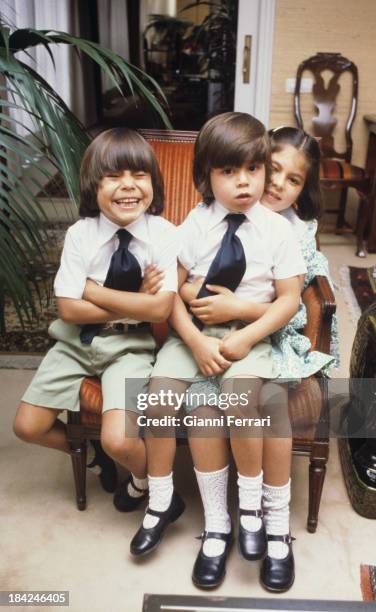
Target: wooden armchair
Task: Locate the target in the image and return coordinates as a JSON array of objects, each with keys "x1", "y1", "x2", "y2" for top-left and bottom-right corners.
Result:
[
  {"x1": 294, "y1": 52, "x2": 372, "y2": 257},
  {"x1": 66, "y1": 129, "x2": 336, "y2": 533}
]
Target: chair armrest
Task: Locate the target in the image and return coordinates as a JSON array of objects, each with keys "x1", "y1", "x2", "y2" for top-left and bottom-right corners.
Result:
[{"x1": 302, "y1": 275, "x2": 336, "y2": 354}]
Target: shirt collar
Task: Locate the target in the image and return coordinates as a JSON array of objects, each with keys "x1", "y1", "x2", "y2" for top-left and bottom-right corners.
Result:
[
  {"x1": 207, "y1": 200, "x2": 264, "y2": 230},
  {"x1": 98, "y1": 212, "x2": 150, "y2": 246}
]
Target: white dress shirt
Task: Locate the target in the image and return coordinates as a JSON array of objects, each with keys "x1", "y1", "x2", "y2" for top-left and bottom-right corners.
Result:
[
  {"x1": 178, "y1": 200, "x2": 307, "y2": 303},
  {"x1": 54, "y1": 212, "x2": 178, "y2": 323}
]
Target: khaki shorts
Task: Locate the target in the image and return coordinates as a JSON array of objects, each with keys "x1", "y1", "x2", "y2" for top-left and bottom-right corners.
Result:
[
  {"x1": 22, "y1": 319, "x2": 157, "y2": 413},
  {"x1": 152, "y1": 323, "x2": 277, "y2": 383}
]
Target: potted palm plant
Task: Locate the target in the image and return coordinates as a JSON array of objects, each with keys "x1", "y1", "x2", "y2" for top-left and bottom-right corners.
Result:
[
  {"x1": 181, "y1": 0, "x2": 237, "y2": 113},
  {"x1": 0, "y1": 22, "x2": 171, "y2": 333}
]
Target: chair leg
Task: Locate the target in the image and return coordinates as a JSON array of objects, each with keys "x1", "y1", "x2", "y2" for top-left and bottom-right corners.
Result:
[
  {"x1": 307, "y1": 445, "x2": 329, "y2": 533},
  {"x1": 70, "y1": 441, "x2": 87, "y2": 511},
  {"x1": 355, "y1": 195, "x2": 369, "y2": 257},
  {"x1": 336, "y1": 188, "x2": 348, "y2": 230}
]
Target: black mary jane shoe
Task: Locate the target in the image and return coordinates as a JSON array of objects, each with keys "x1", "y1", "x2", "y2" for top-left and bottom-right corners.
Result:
[
  {"x1": 260, "y1": 534, "x2": 295, "y2": 593},
  {"x1": 113, "y1": 475, "x2": 148, "y2": 512},
  {"x1": 87, "y1": 440, "x2": 117, "y2": 493},
  {"x1": 238, "y1": 509, "x2": 267, "y2": 561},
  {"x1": 192, "y1": 530, "x2": 233, "y2": 589},
  {"x1": 130, "y1": 491, "x2": 185, "y2": 557}
]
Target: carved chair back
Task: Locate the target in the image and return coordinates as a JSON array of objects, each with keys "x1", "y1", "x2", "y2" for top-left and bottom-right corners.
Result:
[{"x1": 294, "y1": 52, "x2": 358, "y2": 162}]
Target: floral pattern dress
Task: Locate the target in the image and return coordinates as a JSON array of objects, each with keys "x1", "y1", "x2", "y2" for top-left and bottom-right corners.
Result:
[{"x1": 270, "y1": 207, "x2": 338, "y2": 379}]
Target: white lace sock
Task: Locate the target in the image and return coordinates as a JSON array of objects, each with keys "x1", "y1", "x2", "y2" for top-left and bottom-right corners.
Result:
[
  {"x1": 238, "y1": 471, "x2": 263, "y2": 531},
  {"x1": 127, "y1": 474, "x2": 148, "y2": 498},
  {"x1": 262, "y1": 480, "x2": 291, "y2": 559},
  {"x1": 195, "y1": 465, "x2": 231, "y2": 558},
  {"x1": 143, "y1": 472, "x2": 173, "y2": 529}
]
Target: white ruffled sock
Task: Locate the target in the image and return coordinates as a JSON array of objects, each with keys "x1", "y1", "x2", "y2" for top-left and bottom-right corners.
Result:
[
  {"x1": 238, "y1": 470, "x2": 263, "y2": 531},
  {"x1": 195, "y1": 465, "x2": 231, "y2": 557},
  {"x1": 262, "y1": 479, "x2": 291, "y2": 559},
  {"x1": 127, "y1": 474, "x2": 148, "y2": 498},
  {"x1": 143, "y1": 472, "x2": 173, "y2": 529}
]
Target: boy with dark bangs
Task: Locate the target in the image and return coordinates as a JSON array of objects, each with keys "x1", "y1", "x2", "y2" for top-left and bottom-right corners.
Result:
[{"x1": 131, "y1": 113, "x2": 306, "y2": 592}]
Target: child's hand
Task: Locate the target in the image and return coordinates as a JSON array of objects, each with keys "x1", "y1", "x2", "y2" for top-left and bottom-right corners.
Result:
[
  {"x1": 140, "y1": 264, "x2": 164, "y2": 295},
  {"x1": 180, "y1": 277, "x2": 204, "y2": 303},
  {"x1": 190, "y1": 335, "x2": 232, "y2": 377},
  {"x1": 220, "y1": 328, "x2": 254, "y2": 361},
  {"x1": 189, "y1": 285, "x2": 241, "y2": 325}
]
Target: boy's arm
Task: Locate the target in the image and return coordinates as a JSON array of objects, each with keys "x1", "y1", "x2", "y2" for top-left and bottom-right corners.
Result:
[
  {"x1": 220, "y1": 276, "x2": 301, "y2": 361},
  {"x1": 189, "y1": 285, "x2": 271, "y2": 325},
  {"x1": 181, "y1": 277, "x2": 271, "y2": 324},
  {"x1": 57, "y1": 297, "x2": 121, "y2": 324},
  {"x1": 82, "y1": 282, "x2": 175, "y2": 323},
  {"x1": 170, "y1": 265, "x2": 231, "y2": 376}
]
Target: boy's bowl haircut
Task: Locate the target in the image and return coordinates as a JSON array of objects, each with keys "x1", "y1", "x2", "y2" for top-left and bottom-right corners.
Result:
[
  {"x1": 193, "y1": 112, "x2": 271, "y2": 205},
  {"x1": 79, "y1": 127, "x2": 164, "y2": 218}
]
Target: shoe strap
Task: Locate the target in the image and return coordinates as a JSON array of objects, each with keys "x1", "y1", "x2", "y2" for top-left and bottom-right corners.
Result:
[
  {"x1": 146, "y1": 507, "x2": 166, "y2": 518},
  {"x1": 129, "y1": 476, "x2": 147, "y2": 494},
  {"x1": 266, "y1": 534, "x2": 295, "y2": 544},
  {"x1": 196, "y1": 530, "x2": 232, "y2": 542},
  {"x1": 239, "y1": 508, "x2": 263, "y2": 518}
]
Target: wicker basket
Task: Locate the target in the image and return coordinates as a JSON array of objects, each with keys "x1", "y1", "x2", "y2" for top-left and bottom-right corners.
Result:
[{"x1": 338, "y1": 437, "x2": 376, "y2": 519}]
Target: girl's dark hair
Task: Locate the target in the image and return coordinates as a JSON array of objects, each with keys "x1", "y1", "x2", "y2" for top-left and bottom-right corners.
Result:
[
  {"x1": 269, "y1": 126, "x2": 322, "y2": 221},
  {"x1": 193, "y1": 112, "x2": 270, "y2": 205},
  {"x1": 79, "y1": 127, "x2": 164, "y2": 217}
]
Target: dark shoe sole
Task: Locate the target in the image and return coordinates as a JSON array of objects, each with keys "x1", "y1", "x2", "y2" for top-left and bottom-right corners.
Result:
[
  {"x1": 259, "y1": 573, "x2": 295, "y2": 593},
  {"x1": 192, "y1": 571, "x2": 226, "y2": 590}
]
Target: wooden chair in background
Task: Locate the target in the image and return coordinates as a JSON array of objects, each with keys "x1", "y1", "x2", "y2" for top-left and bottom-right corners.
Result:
[
  {"x1": 66, "y1": 129, "x2": 336, "y2": 533},
  {"x1": 294, "y1": 52, "x2": 372, "y2": 256}
]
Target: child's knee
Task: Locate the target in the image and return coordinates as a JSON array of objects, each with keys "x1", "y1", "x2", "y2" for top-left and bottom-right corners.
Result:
[
  {"x1": 101, "y1": 431, "x2": 142, "y2": 460},
  {"x1": 13, "y1": 403, "x2": 38, "y2": 442}
]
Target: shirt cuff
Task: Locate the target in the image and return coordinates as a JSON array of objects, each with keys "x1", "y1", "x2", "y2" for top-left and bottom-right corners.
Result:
[{"x1": 54, "y1": 285, "x2": 84, "y2": 299}]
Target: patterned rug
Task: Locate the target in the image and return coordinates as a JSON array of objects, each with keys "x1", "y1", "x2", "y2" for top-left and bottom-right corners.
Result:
[
  {"x1": 340, "y1": 265, "x2": 376, "y2": 322},
  {"x1": 361, "y1": 564, "x2": 376, "y2": 601}
]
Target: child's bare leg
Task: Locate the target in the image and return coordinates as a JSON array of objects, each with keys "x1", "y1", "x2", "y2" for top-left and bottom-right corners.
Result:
[
  {"x1": 130, "y1": 378, "x2": 187, "y2": 556},
  {"x1": 141, "y1": 377, "x2": 188, "y2": 529},
  {"x1": 224, "y1": 376, "x2": 263, "y2": 476},
  {"x1": 144, "y1": 377, "x2": 188, "y2": 475},
  {"x1": 188, "y1": 404, "x2": 229, "y2": 471},
  {"x1": 261, "y1": 382, "x2": 292, "y2": 485},
  {"x1": 101, "y1": 408, "x2": 146, "y2": 478},
  {"x1": 13, "y1": 402, "x2": 70, "y2": 453}
]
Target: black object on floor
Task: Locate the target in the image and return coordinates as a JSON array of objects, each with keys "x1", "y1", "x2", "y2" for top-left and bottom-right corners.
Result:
[{"x1": 87, "y1": 439, "x2": 117, "y2": 493}]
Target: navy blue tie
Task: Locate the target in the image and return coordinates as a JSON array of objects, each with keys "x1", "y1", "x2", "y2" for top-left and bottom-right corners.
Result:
[
  {"x1": 192, "y1": 213, "x2": 247, "y2": 329},
  {"x1": 80, "y1": 229, "x2": 143, "y2": 344}
]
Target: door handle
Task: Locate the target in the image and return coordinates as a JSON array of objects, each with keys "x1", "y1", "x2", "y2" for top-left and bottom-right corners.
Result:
[{"x1": 242, "y1": 35, "x2": 252, "y2": 84}]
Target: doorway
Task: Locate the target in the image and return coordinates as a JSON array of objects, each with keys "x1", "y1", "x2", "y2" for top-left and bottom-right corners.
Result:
[{"x1": 92, "y1": 0, "x2": 276, "y2": 130}]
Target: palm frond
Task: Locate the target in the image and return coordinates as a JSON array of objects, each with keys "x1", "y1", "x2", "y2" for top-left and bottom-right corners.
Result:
[{"x1": 0, "y1": 22, "x2": 173, "y2": 328}]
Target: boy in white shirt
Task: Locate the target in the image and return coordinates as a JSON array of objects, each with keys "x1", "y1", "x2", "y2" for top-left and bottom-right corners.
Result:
[
  {"x1": 14, "y1": 128, "x2": 177, "y2": 512},
  {"x1": 131, "y1": 113, "x2": 306, "y2": 592}
]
